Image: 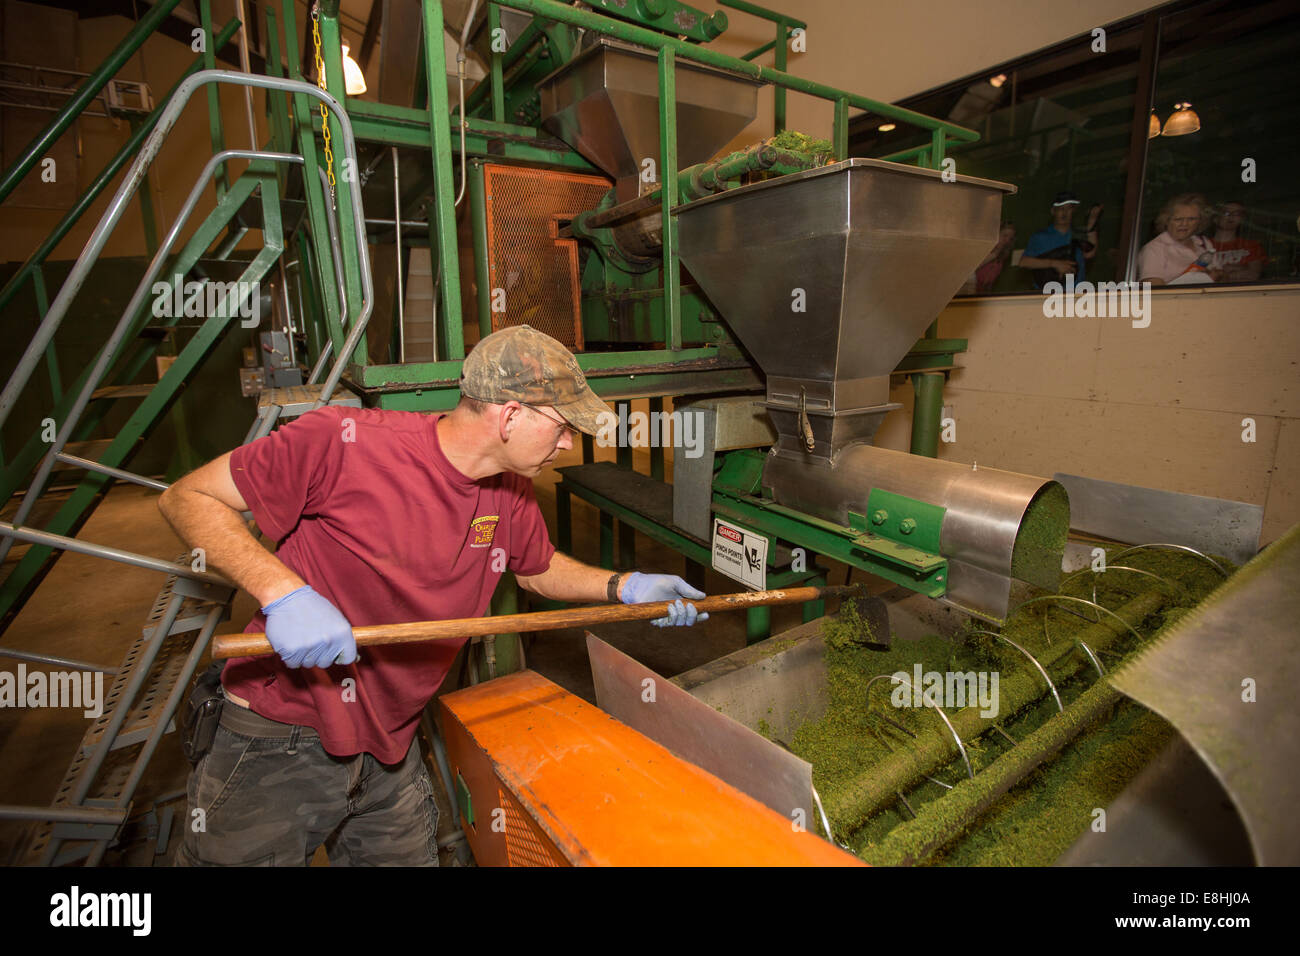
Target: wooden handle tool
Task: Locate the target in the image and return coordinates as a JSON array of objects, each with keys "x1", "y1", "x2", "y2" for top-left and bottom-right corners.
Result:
[{"x1": 212, "y1": 584, "x2": 860, "y2": 660}]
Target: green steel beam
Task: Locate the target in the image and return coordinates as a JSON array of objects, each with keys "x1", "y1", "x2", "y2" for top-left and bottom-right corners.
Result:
[
  {"x1": 658, "y1": 48, "x2": 682, "y2": 351},
  {"x1": 497, "y1": 0, "x2": 978, "y2": 146},
  {"x1": 0, "y1": 166, "x2": 285, "y2": 623},
  {"x1": 356, "y1": 345, "x2": 748, "y2": 387},
  {"x1": 338, "y1": 106, "x2": 596, "y2": 169},
  {"x1": 711, "y1": 493, "x2": 947, "y2": 597},
  {"x1": 467, "y1": 161, "x2": 493, "y2": 340},
  {"x1": 421, "y1": 0, "x2": 465, "y2": 360},
  {"x1": 0, "y1": 169, "x2": 263, "y2": 508},
  {"x1": 367, "y1": 364, "x2": 762, "y2": 410},
  {"x1": 487, "y1": 2, "x2": 505, "y2": 123},
  {"x1": 907, "y1": 337, "x2": 968, "y2": 354},
  {"x1": 319, "y1": 7, "x2": 367, "y2": 366},
  {"x1": 909, "y1": 371, "x2": 945, "y2": 458},
  {"x1": 833, "y1": 97, "x2": 849, "y2": 160},
  {"x1": 587, "y1": 0, "x2": 727, "y2": 43},
  {"x1": 281, "y1": 0, "x2": 345, "y2": 360},
  {"x1": 718, "y1": 0, "x2": 806, "y2": 29},
  {"x1": 198, "y1": 0, "x2": 231, "y2": 198},
  {"x1": 0, "y1": 18, "x2": 241, "y2": 318},
  {"x1": 30, "y1": 268, "x2": 61, "y2": 405},
  {"x1": 0, "y1": 0, "x2": 186, "y2": 205},
  {"x1": 264, "y1": 5, "x2": 294, "y2": 192}
]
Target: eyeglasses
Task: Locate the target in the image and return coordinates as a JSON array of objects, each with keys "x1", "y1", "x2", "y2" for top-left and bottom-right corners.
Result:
[{"x1": 524, "y1": 404, "x2": 578, "y2": 440}]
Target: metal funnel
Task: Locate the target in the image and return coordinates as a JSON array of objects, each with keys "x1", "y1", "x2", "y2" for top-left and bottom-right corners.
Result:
[
  {"x1": 676, "y1": 158, "x2": 1015, "y2": 458},
  {"x1": 537, "y1": 38, "x2": 761, "y2": 200}
]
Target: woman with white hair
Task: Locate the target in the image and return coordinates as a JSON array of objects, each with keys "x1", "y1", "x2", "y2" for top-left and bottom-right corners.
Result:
[{"x1": 1137, "y1": 193, "x2": 1226, "y2": 285}]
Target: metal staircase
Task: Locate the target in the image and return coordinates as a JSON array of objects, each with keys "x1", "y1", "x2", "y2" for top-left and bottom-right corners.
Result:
[
  {"x1": 0, "y1": 1, "x2": 376, "y2": 865},
  {"x1": 0, "y1": 0, "x2": 974, "y2": 865}
]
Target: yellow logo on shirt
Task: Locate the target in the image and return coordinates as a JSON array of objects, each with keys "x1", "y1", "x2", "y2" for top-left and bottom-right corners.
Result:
[{"x1": 470, "y1": 515, "x2": 499, "y2": 548}]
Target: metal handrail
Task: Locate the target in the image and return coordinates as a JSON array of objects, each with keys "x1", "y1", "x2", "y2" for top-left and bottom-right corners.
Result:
[
  {"x1": 0, "y1": 72, "x2": 374, "y2": 573},
  {"x1": 0, "y1": 19, "x2": 241, "y2": 318},
  {"x1": 0, "y1": 70, "x2": 371, "y2": 436},
  {"x1": 0, "y1": 0, "x2": 186, "y2": 206},
  {"x1": 0, "y1": 148, "x2": 300, "y2": 567}
]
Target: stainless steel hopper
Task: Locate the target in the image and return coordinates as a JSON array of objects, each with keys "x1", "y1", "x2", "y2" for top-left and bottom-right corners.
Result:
[
  {"x1": 676, "y1": 158, "x2": 1067, "y2": 621},
  {"x1": 536, "y1": 38, "x2": 761, "y2": 200}
]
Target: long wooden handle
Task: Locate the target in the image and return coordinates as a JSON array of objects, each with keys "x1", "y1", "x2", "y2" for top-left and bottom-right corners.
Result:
[{"x1": 211, "y1": 584, "x2": 858, "y2": 660}]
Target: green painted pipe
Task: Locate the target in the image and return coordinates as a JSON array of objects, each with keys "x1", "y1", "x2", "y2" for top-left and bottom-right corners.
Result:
[
  {"x1": 719, "y1": 0, "x2": 806, "y2": 29},
  {"x1": 909, "y1": 372, "x2": 945, "y2": 458},
  {"x1": 0, "y1": 18, "x2": 241, "y2": 316},
  {"x1": 572, "y1": 142, "x2": 816, "y2": 236},
  {"x1": 0, "y1": 0, "x2": 187, "y2": 206},
  {"x1": 468, "y1": 161, "x2": 493, "y2": 340}
]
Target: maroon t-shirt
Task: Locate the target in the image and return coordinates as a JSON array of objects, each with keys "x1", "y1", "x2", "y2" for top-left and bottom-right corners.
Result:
[{"x1": 222, "y1": 406, "x2": 555, "y2": 762}]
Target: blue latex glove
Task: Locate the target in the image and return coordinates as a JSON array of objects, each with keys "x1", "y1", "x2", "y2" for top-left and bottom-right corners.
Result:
[
  {"x1": 261, "y1": 585, "x2": 357, "y2": 668},
  {"x1": 620, "y1": 572, "x2": 709, "y2": 627}
]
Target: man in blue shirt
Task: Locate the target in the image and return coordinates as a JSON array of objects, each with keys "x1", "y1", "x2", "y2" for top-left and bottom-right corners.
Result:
[{"x1": 1020, "y1": 191, "x2": 1102, "y2": 290}]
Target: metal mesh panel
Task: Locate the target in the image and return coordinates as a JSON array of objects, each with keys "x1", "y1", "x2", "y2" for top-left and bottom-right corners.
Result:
[
  {"x1": 482, "y1": 164, "x2": 610, "y2": 350},
  {"x1": 498, "y1": 787, "x2": 564, "y2": 867}
]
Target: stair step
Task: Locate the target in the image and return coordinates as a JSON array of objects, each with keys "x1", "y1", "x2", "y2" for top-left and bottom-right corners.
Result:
[
  {"x1": 258, "y1": 384, "x2": 362, "y2": 419},
  {"x1": 91, "y1": 383, "x2": 155, "y2": 401}
]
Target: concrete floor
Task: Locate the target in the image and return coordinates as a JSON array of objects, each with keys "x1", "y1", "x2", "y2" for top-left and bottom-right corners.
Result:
[{"x1": 0, "y1": 414, "x2": 848, "y2": 865}]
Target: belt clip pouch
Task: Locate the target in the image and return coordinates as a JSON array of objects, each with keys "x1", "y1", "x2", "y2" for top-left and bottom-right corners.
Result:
[{"x1": 182, "y1": 662, "x2": 225, "y2": 763}]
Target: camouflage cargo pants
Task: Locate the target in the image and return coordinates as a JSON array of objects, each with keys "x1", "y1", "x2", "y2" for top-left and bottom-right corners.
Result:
[{"x1": 175, "y1": 696, "x2": 439, "y2": 866}]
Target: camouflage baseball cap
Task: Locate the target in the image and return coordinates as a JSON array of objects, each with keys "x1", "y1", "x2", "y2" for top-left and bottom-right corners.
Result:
[{"x1": 460, "y1": 325, "x2": 610, "y2": 436}]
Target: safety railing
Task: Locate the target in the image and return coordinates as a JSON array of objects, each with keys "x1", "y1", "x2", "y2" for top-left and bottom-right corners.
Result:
[
  {"x1": 0, "y1": 19, "x2": 239, "y2": 321},
  {"x1": 0, "y1": 70, "x2": 374, "y2": 597},
  {"x1": 0, "y1": 0, "x2": 186, "y2": 206},
  {"x1": 282, "y1": 0, "x2": 981, "y2": 387}
]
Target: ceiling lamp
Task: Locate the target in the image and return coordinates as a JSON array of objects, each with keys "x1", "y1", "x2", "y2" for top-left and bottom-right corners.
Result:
[
  {"x1": 989, "y1": 74, "x2": 1007, "y2": 88},
  {"x1": 878, "y1": 122, "x2": 896, "y2": 132},
  {"x1": 342, "y1": 43, "x2": 367, "y2": 95},
  {"x1": 1148, "y1": 110, "x2": 1161, "y2": 138},
  {"x1": 1162, "y1": 102, "x2": 1200, "y2": 136}
]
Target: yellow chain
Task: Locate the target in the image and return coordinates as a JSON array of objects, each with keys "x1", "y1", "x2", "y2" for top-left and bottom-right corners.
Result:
[{"x1": 311, "y1": 6, "x2": 336, "y2": 203}]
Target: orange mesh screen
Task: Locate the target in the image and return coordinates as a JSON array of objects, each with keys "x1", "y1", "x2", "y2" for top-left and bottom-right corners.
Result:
[
  {"x1": 482, "y1": 164, "x2": 611, "y2": 350},
  {"x1": 499, "y1": 787, "x2": 565, "y2": 867}
]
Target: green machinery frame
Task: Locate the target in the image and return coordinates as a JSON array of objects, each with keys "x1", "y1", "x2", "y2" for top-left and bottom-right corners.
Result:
[
  {"x1": 0, "y1": 0, "x2": 982, "y2": 633},
  {"x1": 287, "y1": 0, "x2": 976, "y2": 416}
]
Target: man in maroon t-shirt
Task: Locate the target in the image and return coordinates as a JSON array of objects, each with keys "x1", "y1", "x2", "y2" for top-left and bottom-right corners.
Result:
[{"x1": 160, "y1": 326, "x2": 707, "y2": 866}]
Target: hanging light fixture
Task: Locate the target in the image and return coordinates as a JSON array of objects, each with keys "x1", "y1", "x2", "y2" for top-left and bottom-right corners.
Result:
[
  {"x1": 878, "y1": 122, "x2": 896, "y2": 132},
  {"x1": 1148, "y1": 109, "x2": 1162, "y2": 139},
  {"x1": 342, "y1": 43, "x2": 367, "y2": 95},
  {"x1": 1162, "y1": 102, "x2": 1201, "y2": 136}
]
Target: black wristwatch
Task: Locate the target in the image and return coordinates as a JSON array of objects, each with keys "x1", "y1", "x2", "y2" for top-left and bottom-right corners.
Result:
[{"x1": 606, "y1": 572, "x2": 624, "y2": 603}]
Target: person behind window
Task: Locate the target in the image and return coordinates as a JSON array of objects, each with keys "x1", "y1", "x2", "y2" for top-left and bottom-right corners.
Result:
[
  {"x1": 1211, "y1": 200, "x2": 1266, "y2": 282},
  {"x1": 957, "y1": 221, "x2": 1017, "y2": 296},
  {"x1": 976, "y1": 222, "x2": 1016, "y2": 293},
  {"x1": 1019, "y1": 191, "x2": 1102, "y2": 290},
  {"x1": 1137, "y1": 193, "x2": 1226, "y2": 286}
]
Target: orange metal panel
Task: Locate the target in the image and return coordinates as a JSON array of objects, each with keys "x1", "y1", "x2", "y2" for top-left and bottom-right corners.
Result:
[
  {"x1": 481, "y1": 164, "x2": 611, "y2": 350},
  {"x1": 439, "y1": 670, "x2": 865, "y2": 867}
]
